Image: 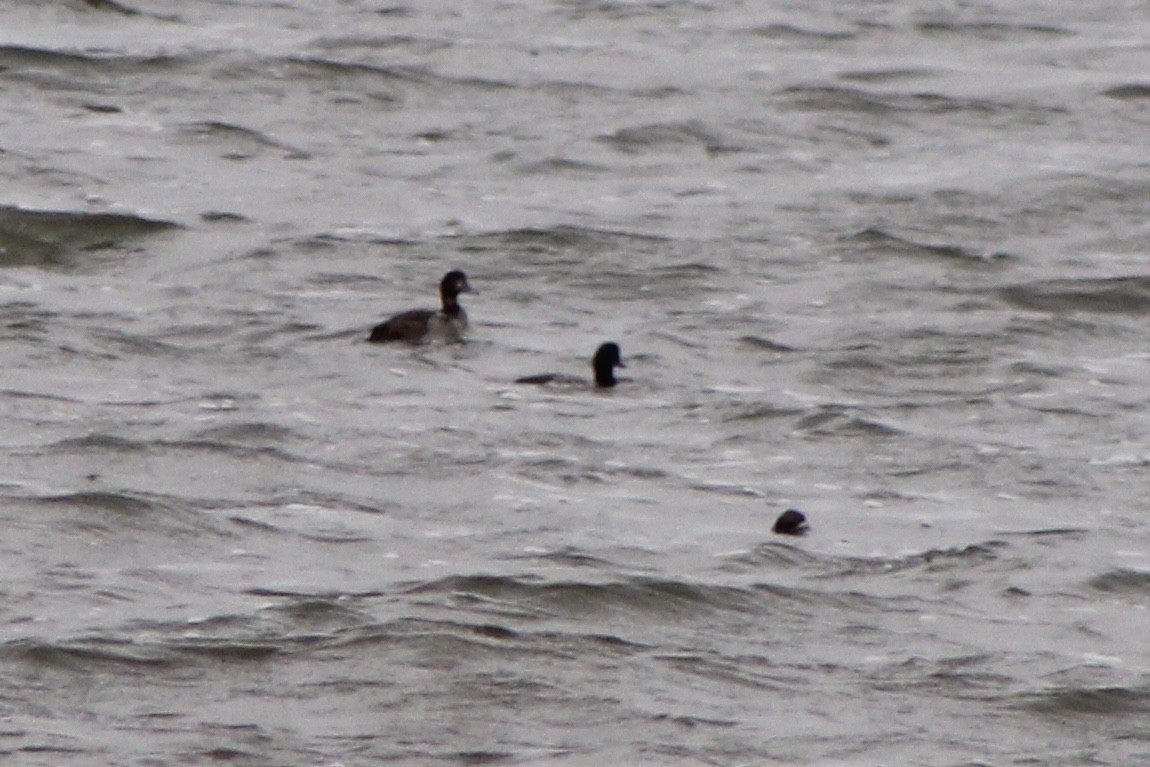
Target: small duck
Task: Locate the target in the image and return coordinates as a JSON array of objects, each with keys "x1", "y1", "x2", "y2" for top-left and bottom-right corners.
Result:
[
  {"x1": 368, "y1": 270, "x2": 473, "y2": 343},
  {"x1": 515, "y1": 342, "x2": 626, "y2": 389},
  {"x1": 772, "y1": 509, "x2": 809, "y2": 536}
]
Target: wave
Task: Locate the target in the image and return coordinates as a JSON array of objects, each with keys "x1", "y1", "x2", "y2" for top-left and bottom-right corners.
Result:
[
  {"x1": 720, "y1": 402, "x2": 806, "y2": 423},
  {"x1": 1, "y1": 637, "x2": 182, "y2": 669},
  {"x1": 998, "y1": 276, "x2": 1150, "y2": 314},
  {"x1": 179, "y1": 121, "x2": 312, "y2": 160},
  {"x1": 190, "y1": 422, "x2": 301, "y2": 445},
  {"x1": 776, "y1": 84, "x2": 1059, "y2": 123},
  {"x1": 21, "y1": 489, "x2": 233, "y2": 539},
  {"x1": 776, "y1": 85, "x2": 961, "y2": 115},
  {"x1": 502, "y1": 547, "x2": 626, "y2": 570},
  {"x1": 1088, "y1": 568, "x2": 1150, "y2": 596},
  {"x1": 656, "y1": 651, "x2": 790, "y2": 693},
  {"x1": 33, "y1": 489, "x2": 163, "y2": 516},
  {"x1": 829, "y1": 542, "x2": 1008, "y2": 579},
  {"x1": 0, "y1": 44, "x2": 100, "y2": 68},
  {"x1": 281, "y1": 55, "x2": 513, "y2": 92},
  {"x1": 79, "y1": 0, "x2": 142, "y2": 16},
  {"x1": 0, "y1": 205, "x2": 179, "y2": 268},
  {"x1": 444, "y1": 225, "x2": 672, "y2": 271},
  {"x1": 738, "y1": 336, "x2": 799, "y2": 353},
  {"x1": 723, "y1": 541, "x2": 1012, "y2": 605},
  {"x1": 1018, "y1": 684, "x2": 1150, "y2": 716},
  {"x1": 723, "y1": 540, "x2": 1008, "y2": 580},
  {"x1": 49, "y1": 431, "x2": 320, "y2": 470},
  {"x1": 469, "y1": 224, "x2": 671, "y2": 248},
  {"x1": 596, "y1": 120, "x2": 739, "y2": 155},
  {"x1": 0, "y1": 302, "x2": 55, "y2": 342},
  {"x1": 1103, "y1": 84, "x2": 1150, "y2": 100},
  {"x1": 72, "y1": 0, "x2": 177, "y2": 19},
  {"x1": 793, "y1": 405, "x2": 904, "y2": 438},
  {"x1": 0, "y1": 634, "x2": 287, "y2": 671},
  {"x1": 838, "y1": 68, "x2": 937, "y2": 83},
  {"x1": 309, "y1": 33, "x2": 445, "y2": 55},
  {"x1": 1013, "y1": 175, "x2": 1150, "y2": 237},
  {"x1": 512, "y1": 157, "x2": 612, "y2": 175},
  {"x1": 751, "y1": 24, "x2": 857, "y2": 42},
  {"x1": 839, "y1": 228, "x2": 1010, "y2": 265},
  {"x1": 402, "y1": 573, "x2": 771, "y2": 620},
  {"x1": 0, "y1": 596, "x2": 382, "y2": 671},
  {"x1": 0, "y1": 44, "x2": 190, "y2": 77},
  {"x1": 861, "y1": 652, "x2": 1015, "y2": 698},
  {"x1": 998, "y1": 528, "x2": 1090, "y2": 548},
  {"x1": 398, "y1": 569, "x2": 931, "y2": 627},
  {"x1": 914, "y1": 21, "x2": 1074, "y2": 40},
  {"x1": 719, "y1": 542, "x2": 828, "y2": 571}
]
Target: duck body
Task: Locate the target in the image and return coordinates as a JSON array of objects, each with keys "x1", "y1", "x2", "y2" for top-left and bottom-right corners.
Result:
[
  {"x1": 368, "y1": 270, "x2": 472, "y2": 344},
  {"x1": 516, "y1": 342, "x2": 625, "y2": 389}
]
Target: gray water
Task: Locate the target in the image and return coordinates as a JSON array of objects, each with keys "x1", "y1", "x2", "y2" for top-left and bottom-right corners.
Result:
[{"x1": 2, "y1": 0, "x2": 1150, "y2": 764}]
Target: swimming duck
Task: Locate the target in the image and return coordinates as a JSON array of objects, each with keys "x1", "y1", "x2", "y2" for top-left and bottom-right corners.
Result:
[
  {"x1": 368, "y1": 270, "x2": 473, "y2": 343},
  {"x1": 515, "y1": 342, "x2": 626, "y2": 388}
]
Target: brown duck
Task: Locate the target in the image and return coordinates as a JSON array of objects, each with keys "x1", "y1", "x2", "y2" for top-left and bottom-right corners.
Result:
[{"x1": 368, "y1": 270, "x2": 473, "y2": 343}]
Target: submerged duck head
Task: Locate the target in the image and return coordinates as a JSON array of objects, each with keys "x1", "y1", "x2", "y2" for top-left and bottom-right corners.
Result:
[
  {"x1": 772, "y1": 509, "x2": 809, "y2": 536},
  {"x1": 514, "y1": 341, "x2": 627, "y2": 388}
]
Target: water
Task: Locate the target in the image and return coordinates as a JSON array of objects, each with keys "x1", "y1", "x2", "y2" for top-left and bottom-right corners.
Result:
[{"x1": 2, "y1": 0, "x2": 1150, "y2": 764}]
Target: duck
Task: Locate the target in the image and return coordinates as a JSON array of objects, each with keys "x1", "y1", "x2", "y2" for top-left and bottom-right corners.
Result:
[
  {"x1": 772, "y1": 509, "x2": 809, "y2": 536},
  {"x1": 515, "y1": 342, "x2": 626, "y2": 389},
  {"x1": 368, "y1": 270, "x2": 473, "y2": 343}
]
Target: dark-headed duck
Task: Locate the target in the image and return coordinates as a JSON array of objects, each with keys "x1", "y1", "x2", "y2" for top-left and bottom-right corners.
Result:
[
  {"x1": 368, "y1": 270, "x2": 473, "y2": 343},
  {"x1": 772, "y1": 509, "x2": 809, "y2": 536},
  {"x1": 515, "y1": 342, "x2": 626, "y2": 389}
]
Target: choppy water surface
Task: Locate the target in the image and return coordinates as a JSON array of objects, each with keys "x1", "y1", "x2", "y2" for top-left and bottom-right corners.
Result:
[{"x1": 2, "y1": 0, "x2": 1150, "y2": 764}]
